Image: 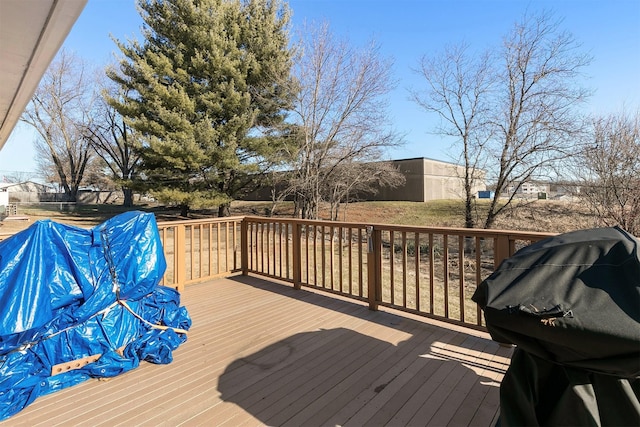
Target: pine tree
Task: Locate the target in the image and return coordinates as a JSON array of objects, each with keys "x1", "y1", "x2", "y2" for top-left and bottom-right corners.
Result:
[{"x1": 107, "y1": 0, "x2": 294, "y2": 216}]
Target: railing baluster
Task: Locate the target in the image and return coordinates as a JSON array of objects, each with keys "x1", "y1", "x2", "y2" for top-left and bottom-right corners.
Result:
[
  {"x1": 337, "y1": 227, "x2": 340, "y2": 291},
  {"x1": 249, "y1": 220, "x2": 254, "y2": 272},
  {"x1": 402, "y1": 231, "x2": 407, "y2": 308},
  {"x1": 286, "y1": 223, "x2": 291, "y2": 279},
  {"x1": 241, "y1": 220, "x2": 248, "y2": 275},
  {"x1": 175, "y1": 224, "x2": 186, "y2": 291},
  {"x1": 265, "y1": 221, "x2": 271, "y2": 275},
  {"x1": 273, "y1": 222, "x2": 277, "y2": 276},
  {"x1": 459, "y1": 235, "x2": 465, "y2": 322},
  {"x1": 292, "y1": 223, "x2": 301, "y2": 289},
  {"x1": 348, "y1": 227, "x2": 353, "y2": 295},
  {"x1": 319, "y1": 225, "x2": 324, "y2": 288},
  {"x1": 271, "y1": 222, "x2": 276, "y2": 276},
  {"x1": 358, "y1": 228, "x2": 363, "y2": 297},
  {"x1": 260, "y1": 222, "x2": 265, "y2": 274},
  {"x1": 305, "y1": 225, "x2": 310, "y2": 285},
  {"x1": 278, "y1": 222, "x2": 283, "y2": 277},
  {"x1": 389, "y1": 230, "x2": 395, "y2": 305},
  {"x1": 475, "y1": 236, "x2": 483, "y2": 326},
  {"x1": 159, "y1": 227, "x2": 166, "y2": 286},
  {"x1": 443, "y1": 234, "x2": 449, "y2": 318},
  {"x1": 366, "y1": 225, "x2": 382, "y2": 311},
  {"x1": 329, "y1": 225, "x2": 334, "y2": 291},
  {"x1": 234, "y1": 220, "x2": 239, "y2": 270},
  {"x1": 216, "y1": 222, "x2": 221, "y2": 275},
  {"x1": 206, "y1": 223, "x2": 211, "y2": 277},
  {"x1": 494, "y1": 235, "x2": 510, "y2": 268},
  {"x1": 415, "y1": 232, "x2": 420, "y2": 312},
  {"x1": 188, "y1": 226, "x2": 194, "y2": 282},
  {"x1": 429, "y1": 233, "x2": 434, "y2": 314}
]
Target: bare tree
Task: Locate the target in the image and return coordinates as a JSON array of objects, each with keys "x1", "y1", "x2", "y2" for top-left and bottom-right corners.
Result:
[
  {"x1": 0, "y1": 171, "x2": 37, "y2": 183},
  {"x1": 484, "y1": 11, "x2": 592, "y2": 228},
  {"x1": 286, "y1": 22, "x2": 402, "y2": 219},
  {"x1": 574, "y1": 111, "x2": 640, "y2": 235},
  {"x1": 324, "y1": 160, "x2": 405, "y2": 221},
  {"x1": 412, "y1": 43, "x2": 495, "y2": 228},
  {"x1": 413, "y1": 11, "x2": 592, "y2": 229},
  {"x1": 83, "y1": 78, "x2": 142, "y2": 207},
  {"x1": 21, "y1": 49, "x2": 96, "y2": 202}
]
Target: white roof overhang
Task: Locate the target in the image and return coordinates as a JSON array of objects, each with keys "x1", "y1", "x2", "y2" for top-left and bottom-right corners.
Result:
[{"x1": 0, "y1": 0, "x2": 87, "y2": 150}]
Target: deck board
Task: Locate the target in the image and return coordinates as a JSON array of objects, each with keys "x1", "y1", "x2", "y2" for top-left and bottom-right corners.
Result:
[{"x1": 2, "y1": 275, "x2": 511, "y2": 427}]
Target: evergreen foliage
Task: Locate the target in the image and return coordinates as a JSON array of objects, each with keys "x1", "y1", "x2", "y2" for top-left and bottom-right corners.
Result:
[{"x1": 107, "y1": 0, "x2": 295, "y2": 216}]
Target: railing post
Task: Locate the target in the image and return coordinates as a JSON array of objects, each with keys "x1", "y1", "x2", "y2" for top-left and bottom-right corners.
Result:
[
  {"x1": 292, "y1": 222, "x2": 302, "y2": 289},
  {"x1": 494, "y1": 235, "x2": 510, "y2": 269},
  {"x1": 241, "y1": 218, "x2": 248, "y2": 276},
  {"x1": 367, "y1": 226, "x2": 381, "y2": 311},
  {"x1": 175, "y1": 224, "x2": 186, "y2": 292}
]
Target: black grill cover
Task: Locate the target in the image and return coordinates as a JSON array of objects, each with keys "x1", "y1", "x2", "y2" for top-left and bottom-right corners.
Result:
[{"x1": 472, "y1": 226, "x2": 640, "y2": 426}]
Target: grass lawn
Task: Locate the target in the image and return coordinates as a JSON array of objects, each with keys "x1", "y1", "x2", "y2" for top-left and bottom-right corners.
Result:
[{"x1": 1, "y1": 199, "x2": 597, "y2": 237}]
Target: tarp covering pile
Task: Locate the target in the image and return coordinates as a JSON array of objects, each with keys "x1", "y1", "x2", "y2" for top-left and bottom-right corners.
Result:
[
  {"x1": 473, "y1": 226, "x2": 640, "y2": 426},
  {"x1": 0, "y1": 211, "x2": 191, "y2": 420}
]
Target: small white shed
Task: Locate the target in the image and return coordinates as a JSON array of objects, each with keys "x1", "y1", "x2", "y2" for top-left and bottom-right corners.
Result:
[{"x1": 0, "y1": 189, "x2": 8, "y2": 207}]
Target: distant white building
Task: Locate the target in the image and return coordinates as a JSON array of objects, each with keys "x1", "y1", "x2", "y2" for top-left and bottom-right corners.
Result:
[
  {"x1": 0, "y1": 181, "x2": 54, "y2": 193},
  {"x1": 0, "y1": 181, "x2": 55, "y2": 203},
  {"x1": 521, "y1": 182, "x2": 549, "y2": 195},
  {"x1": 505, "y1": 181, "x2": 549, "y2": 197}
]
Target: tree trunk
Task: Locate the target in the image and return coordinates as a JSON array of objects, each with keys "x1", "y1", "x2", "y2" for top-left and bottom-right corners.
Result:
[
  {"x1": 218, "y1": 203, "x2": 231, "y2": 217},
  {"x1": 465, "y1": 189, "x2": 475, "y2": 228},
  {"x1": 122, "y1": 187, "x2": 134, "y2": 207},
  {"x1": 484, "y1": 208, "x2": 498, "y2": 229},
  {"x1": 67, "y1": 188, "x2": 78, "y2": 203},
  {"x1": 293, "y1": 195, "x2": 301, "y2": 218}
]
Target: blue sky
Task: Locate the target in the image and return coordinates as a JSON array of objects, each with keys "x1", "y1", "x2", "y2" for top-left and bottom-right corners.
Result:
[{"x1": 2, "y1": 0, "x2": 639, "y2": 177}]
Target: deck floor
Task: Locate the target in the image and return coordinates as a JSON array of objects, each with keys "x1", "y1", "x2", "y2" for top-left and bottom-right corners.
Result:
[{"x1": 3, "y1": 275, "x2": 512, "y2": 426}]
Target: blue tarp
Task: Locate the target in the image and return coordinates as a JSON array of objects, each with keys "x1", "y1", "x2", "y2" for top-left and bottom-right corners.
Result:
[{"x1": 0, "y1": 211, "x2": 191, "y2": 420}]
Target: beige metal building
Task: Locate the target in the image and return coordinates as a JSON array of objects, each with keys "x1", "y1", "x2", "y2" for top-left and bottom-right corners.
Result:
[
  {"x1": 246, "y1": 157, "x2": 486, "y2": 203},
  {"x1": 369, "y1": 157, "x2": 486, "y2": 202}
]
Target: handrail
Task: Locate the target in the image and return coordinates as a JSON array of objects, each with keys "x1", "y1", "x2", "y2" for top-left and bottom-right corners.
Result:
[{"x1": 238, "y1": 216, "x2": 556, "y2": 238}]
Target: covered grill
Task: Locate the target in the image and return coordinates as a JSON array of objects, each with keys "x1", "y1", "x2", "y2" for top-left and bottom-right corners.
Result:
[{"x1": 473, "y1": 226, "x2": 640, "y2": 426}]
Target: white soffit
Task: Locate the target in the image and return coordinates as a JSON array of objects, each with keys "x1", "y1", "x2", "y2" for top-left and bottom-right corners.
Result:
[{"x1": 0, "y1": 0, "x2": 87, "y2": 150}]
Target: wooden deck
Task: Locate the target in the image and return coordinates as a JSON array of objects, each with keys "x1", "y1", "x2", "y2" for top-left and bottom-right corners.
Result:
[{"x1": 3, "y1": 275, "x2": 512, "y2": 427}]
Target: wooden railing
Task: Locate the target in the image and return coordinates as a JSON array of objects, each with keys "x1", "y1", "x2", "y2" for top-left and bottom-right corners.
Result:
[
  {"x1": 161, "y1": 215, "x2": 553, "y2": 330},
  {"x1": 156, "y1": 217, "x2": 243, "y2": 288},
  {"x1": 241, "y1": 217, "x2": 554, "y2": 330}
]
